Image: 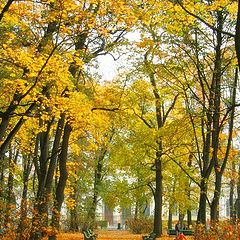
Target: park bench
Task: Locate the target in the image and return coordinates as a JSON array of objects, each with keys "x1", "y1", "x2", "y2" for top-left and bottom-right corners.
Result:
[
  {"x1": 83, "y1": 229, "x2": 97, "y2": 240},
  {"x1": 142, "y1": 232, "x2": 157, "y2": 240},
  {"x1": 168, "y1": 229, "x2": 193, "y2": 236}
]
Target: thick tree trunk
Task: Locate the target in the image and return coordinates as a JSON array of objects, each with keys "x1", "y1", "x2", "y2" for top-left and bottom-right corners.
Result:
[
  {"x1": 210, "y1": 174, "x2": 222, "y2": 221},
  {"x1": 49, "y1": 122, "x2": 72, "y2": 240},
  {"x1": 197, "y1": 179, "x2": 207, "y2": 224},
  {"x1": 30, "y1": 120, "x2": 52, "y2": 240}
]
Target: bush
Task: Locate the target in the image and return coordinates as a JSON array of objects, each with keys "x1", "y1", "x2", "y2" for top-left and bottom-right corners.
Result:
[
  {"x1": 194, "y1": 221, "x2": 240, "y2": 240},
  {"x1": 128, "y1": 217, "x2": 153, "y2": 234},
  {"x1": 97, "y1": 220, "x2": 108, "y2": 229}
]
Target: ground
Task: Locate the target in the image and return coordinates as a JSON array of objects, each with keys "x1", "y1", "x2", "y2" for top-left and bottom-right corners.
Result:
[{"x1": 54, "y1": 230, "x2": 194, "y2": 240}]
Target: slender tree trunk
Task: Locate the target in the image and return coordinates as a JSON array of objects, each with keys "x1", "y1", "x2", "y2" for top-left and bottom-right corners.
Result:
[
  {"x1": 17, "y1": 156, "x2": 32, "y2": 239},
  {"x1": 87, "y1": 145, "x2": 109, "y2": 227},
  {"x1": 153, "y1": 152, "x2": 163, "y2": 236},
  {"x1": 235, "y1": 0, "x2": 240, "y2": 70},
  {"x1": 4, "y1": 147, "x2": 18, "y2": 227},
  {"x1": 134, "y1": 201, "x2": 138, "y2": 219},
  {"x1": 69, "y1": 171, "x2": 78, "y2": 232},
  {"x1": 187, "y1": 210, "x2": 192, "y2": 228},
  {"x1": 235, "y1": 8, "x2": 240, "y2": 222},
  {"x1": 70, "y1": 196, "x2": 78, "y2": 231},
  {"x1": 236, "y1": 163, "x2": 240, "y2": 220},
  {"x1": 168, "y1": 209, "x2": 172, "y2": 230},
  {"x1": 0, "y1": 103, "x2": 36, "y2": 160},
  {"x1": 229, "y1": 178, "x2": 235, "y2": 224}
]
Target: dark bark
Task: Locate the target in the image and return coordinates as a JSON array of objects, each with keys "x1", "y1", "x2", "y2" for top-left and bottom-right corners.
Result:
[
  {"x1": 209, "y1": 11, "x2": 223, "y2": 222},
  {"x1": 236, "y1": 166, "x2": 240, "y2": 221},
  {"x1": 4, "y1": 147, "x2": 18, "y2": 226},
  {"x1": 153, "y1": 153, "x2": 163, "y2": 236},
  {"x1": 211, "y1": 63, "x2": 237, "y2": 222},
  {"x1": 197, "y1": 179, "x2": 207, "y2": 224},
  {"x1": 70, "y1": 183, "x2": 78, "y2": 232},
  {"x1": 168, "y1": 209, "x2": 172, "y2": 230},
  {"x1": 49, "y1": 122, "x2": 72, "y2": 240},
  {"x1": 235, "y1": 0, "x2": 240, "y2": 70},
  {"x1": 45, "y1": 114, "x2": 65, "y2": 194},
  {"x1": 0, "y1": 103, "x2": 36, "y2": 160},
  {"x1": 187, "y1": 210, "x2": 192, "y2": 228},
  {"x1": 30, "y1": 119, "x2": 52, "y2": 240},
  {"x1": 143, "y1": 50, "x2": 178, "y2": 236},
  {"x1": 0, "y1": 0, "x2": 14, "y2": 22},
  {"x1": 17, "y1": 155, "x2": 33, "y2": 239}
]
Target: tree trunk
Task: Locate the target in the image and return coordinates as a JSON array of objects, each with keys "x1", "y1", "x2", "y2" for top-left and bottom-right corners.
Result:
[
  {"x1": 168, "y1": 209, "x2": 172, "y2": 230},
  {"x1": 0, "y1": 103, "x2": 36, "y2": 160},
  {"x1": 236, "y1": 163, "x2": 240, "y2": 220},
  {"x1": 87, "y1": 145, "x2": 108, "y2": 227},
  {"x1": 197, "y1": 179, "x2": 207, "y2": 224},
  {"x1": 235, "y1": 0, "x2": 240, "y2": 70},
  {"x1": 229, "y1": 178, "x2": 235, "y2": 224},
  {"x1": 70, "y1": 205, "x2": 78, "y2": 231},
  {"x1": 30, "y1": 120, "x2": 52, "y2": 240},
  {"x1": 210, "y1": 174, "x2": 222, "y2": 221},
  {"x1": 49, "y1": 122, "x2": 72, "y2": 240},
  {"x1": 4, "y1": 147, "x2": 18, "y2": 227},
  {"x1": 187, "y1": 210, "x2": 192, "y2": 228},
  {"x1": 153, "y1": 153, "x2": 162, "y2": 236},
  {"x1": 17, "y1": 156, "x2": 32, "y2": 239}
]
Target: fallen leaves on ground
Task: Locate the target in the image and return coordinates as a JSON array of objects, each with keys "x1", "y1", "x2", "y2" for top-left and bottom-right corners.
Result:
[{"x1": 54, "y1": 230, "x2": 194, "y2": 240}]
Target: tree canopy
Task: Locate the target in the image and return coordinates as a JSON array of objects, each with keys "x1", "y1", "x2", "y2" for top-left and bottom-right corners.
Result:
[{"x1": 0, "y1": 0, "x2": 240, "y2": 239}]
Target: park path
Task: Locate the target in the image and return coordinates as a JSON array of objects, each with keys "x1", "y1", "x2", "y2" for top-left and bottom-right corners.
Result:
[{"x1": 55, "y1": 230, "x2": 194, "y2": 240}]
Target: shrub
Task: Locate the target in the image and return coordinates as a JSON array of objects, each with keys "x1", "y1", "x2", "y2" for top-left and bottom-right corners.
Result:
[
  {"x1": 97, "y1": 220, "x2": 108, "y2": 229},
  {"x1": 128, "y1": 217, "x2": 153, "y2": 234},
  {"x1": 194, "y1": 221, "x2": 240, "y2": 240}
]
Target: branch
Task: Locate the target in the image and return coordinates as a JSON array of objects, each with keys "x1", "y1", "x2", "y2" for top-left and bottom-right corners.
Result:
[
  {"x1": 132, "y1": 108, "x2": 154, "y2": 129},
  {"x1": 91, "y1": 107, "x2": 119, "y2": 112},
  {"x1": 165, "y1": 153, "x2": 200, "y2": 187},
  {"x1": 147, "y1": 182, "x2": 156, "y2": 197},
  {"x1": 175, "y1": 0, "x2": 235, "y2": 38},
  {"x1": 163, "y1": 94, "x2": 179, "y2": 124},
  {"x1": 0, "y1": 0, "x2": 14, "y2": 22}
]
